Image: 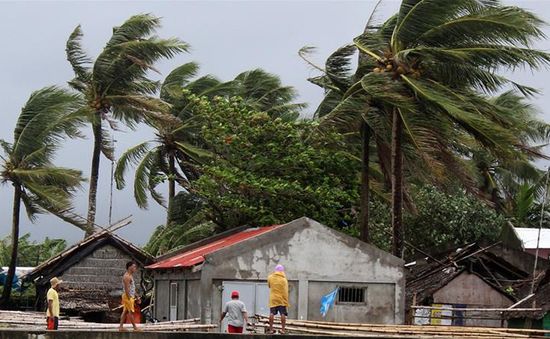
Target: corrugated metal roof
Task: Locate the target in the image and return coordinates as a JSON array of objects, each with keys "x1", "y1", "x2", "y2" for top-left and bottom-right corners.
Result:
[
  {"x1": 146, "y1": 225, "x2": 280, "y2": 270},
  {"x1": 514, "y1": 227, "x2": 550, "y2": 249}
]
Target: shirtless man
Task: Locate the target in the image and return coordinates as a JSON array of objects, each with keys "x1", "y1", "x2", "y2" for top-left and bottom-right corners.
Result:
[{"x1": 119, "y1": 261, "x2": 141, "y2": 332}]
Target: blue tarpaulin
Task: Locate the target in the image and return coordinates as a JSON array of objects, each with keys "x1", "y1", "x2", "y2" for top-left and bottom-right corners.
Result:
[
  {"x1": 320, "y1": 288, "x2": 339, "y2": 317},
  {"x1": 0, "y1": 268, "x2": 26, "y2": 292}
]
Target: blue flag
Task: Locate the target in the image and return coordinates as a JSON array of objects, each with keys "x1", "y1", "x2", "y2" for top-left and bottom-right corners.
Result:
[{"x1": 320, "y1": 288, "x2": 339, "y2": 317}]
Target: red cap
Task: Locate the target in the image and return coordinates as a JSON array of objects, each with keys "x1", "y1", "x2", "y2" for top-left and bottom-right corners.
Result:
[{"x1": 231, "y1": 290, "x2": 239, "y2": 298}]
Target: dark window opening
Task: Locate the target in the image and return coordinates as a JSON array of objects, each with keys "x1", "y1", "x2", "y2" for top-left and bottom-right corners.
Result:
[{"x1": 338, "y1": 287, "x2": 366, "y2": 304}]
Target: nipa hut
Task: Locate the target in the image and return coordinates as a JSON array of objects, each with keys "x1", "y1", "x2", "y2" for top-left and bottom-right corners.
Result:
[{"x1": 24, "y1": 227, "x2": 152, "y2": 321}]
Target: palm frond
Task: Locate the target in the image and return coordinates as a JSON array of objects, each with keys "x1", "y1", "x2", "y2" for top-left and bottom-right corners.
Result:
[
  {"x1": 161, "y1": 62, "x2": 200, "y2": 101},
  {"x1": 174, "y1": 141, "x2": 212, "y2": 163},
  {"x1": 106, "y1": 13, "x2": 161, "y2": 47},
  {"x1": 418, "y1": 6, "x2": 545, "y2": 47},
  {"x1": 133, "y1": 148, "x2": 159, "y2": 209},
  {"x1": 114, "y1": 141, "x2": 152, "y2": 189},
  {"x1": 401, "y1": 75, "x2": 518, "y2": 154},
  {"x1": 12, "y1": 86, "x2": 84, "y2": 163},
  {"x1": 392, "y1": 0, "x2": 497, "y2": 50},
  {"x1": 66, "y1": 25, "x2": 92, "y2": 86},
  {"x1": 12, "y1": 167, "x2": 83, "y2": 190}
]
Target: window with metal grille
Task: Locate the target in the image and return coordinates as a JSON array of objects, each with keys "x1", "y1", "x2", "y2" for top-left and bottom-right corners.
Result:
[{"x1": 337, "y1": 287, "x2": 366, "y2": 304}]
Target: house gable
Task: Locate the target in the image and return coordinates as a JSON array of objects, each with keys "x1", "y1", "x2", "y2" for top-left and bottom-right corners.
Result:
[
  {"x1": 26, "y1": 234, "x2": 151, "y2": 286},
  {"x1": 432, "y1": 271, "x2": 514, "y2": 307},
  {"x1": 204, "y1": 217, "x2": 404, "y2": 281}
]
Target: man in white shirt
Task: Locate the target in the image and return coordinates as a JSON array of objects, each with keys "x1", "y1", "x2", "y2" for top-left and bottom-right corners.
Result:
[{"x1": 220, "y1": 290, "x2": 248, "y2": 333}]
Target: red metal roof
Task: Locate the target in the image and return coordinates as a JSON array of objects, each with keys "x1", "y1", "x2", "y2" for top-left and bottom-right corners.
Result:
[{"x1": 146, "y1": 225, "x2": 280, "y2": 270}]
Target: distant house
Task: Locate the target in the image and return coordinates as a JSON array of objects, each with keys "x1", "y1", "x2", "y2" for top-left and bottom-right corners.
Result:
[
  {"x1": 502, "y1": 224, "x2": 550, "y2": 259},
  {"x1": 25, "y1": 229, "x2": 152, "y2": 321},
  {"x1": 146, "y1": 217, "x2": 405, "y2": 326},
  {"x1": 406, "y1": 243, "x2": 547, "y2": 327}
]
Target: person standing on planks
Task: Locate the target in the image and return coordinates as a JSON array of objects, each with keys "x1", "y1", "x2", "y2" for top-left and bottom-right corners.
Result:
[
  {"x1": 46, "y1": 277, "x2": 62, "y2": 330},
  {"x1": 119, "y1": 261, "x2": 141, "y2": 332},
  {"x1": 221, "y1": 290, "x2": 249, "y2": 333},
  {"x1": 268, "y1": 264, "x2": 289, "y2": 334}
]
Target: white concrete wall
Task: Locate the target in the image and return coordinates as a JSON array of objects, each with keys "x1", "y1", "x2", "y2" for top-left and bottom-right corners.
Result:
[{"x1": 204, "y1": 218, "x2": 405, "y2": 324}]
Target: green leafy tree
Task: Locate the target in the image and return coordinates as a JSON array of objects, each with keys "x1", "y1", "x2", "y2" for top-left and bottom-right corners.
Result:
[
  {"x1": 364, "y1": 185, "x2": 504, "y2": 259},
  {"x1": 0, "y1": 87, "x2": 85, "y2": 305},
  {"x1": 193, "y1": 96, "x2": 359, "y2": 230},
  {"x1": 116, "y1": 63, "x2": 305, "y2": 227},
  {"x1": 65, "y1": 14, "x2": 188, "y2": 234},
  {"x1": 0, "y1": 234, "x2": 66, "y2": 267}
]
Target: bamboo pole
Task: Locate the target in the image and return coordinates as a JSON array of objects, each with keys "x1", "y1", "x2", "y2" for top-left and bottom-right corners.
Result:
[
  {"x1": 411, "y1": 306, "x2": 541, "y2": 312},
  {"x1": 255, "y1": 314, "x2": 550, "y2": 336}
]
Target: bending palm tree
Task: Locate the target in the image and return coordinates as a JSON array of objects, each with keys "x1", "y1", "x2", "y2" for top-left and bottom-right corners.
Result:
[
  {"x1": 115, "y1": 63, "x2": 214, "y2": 225},
  {"x1": 65, "y1": 14, "x2": 188, "y2": 234},
  {"x1": 315, "y1": 0, "x2": 550, "y2": 257},
  {"x1": 114, "y1": 114, "x2": 209, "y2": 225},
  {"x1": 0, "y1": 87, "x2": 85, "y2": 305}
]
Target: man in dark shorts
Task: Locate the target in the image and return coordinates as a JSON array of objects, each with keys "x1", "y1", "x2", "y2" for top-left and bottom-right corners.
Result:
[{"x1": 268, "y1": 264, "x2": 289, "y2": 334}]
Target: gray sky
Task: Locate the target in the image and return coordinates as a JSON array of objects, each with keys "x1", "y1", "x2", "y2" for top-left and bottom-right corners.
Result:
[{"x1": 1, "y1": 0, "x2": 549, "y2": 247}]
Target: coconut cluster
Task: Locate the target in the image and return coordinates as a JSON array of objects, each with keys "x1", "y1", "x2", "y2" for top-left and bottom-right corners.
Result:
[
  {"x1": 89, "y1": 99, "x2": 111, "y2": 110},
  {"x1": 373, "y1": 59, "x2": 421, "y2": 79}
]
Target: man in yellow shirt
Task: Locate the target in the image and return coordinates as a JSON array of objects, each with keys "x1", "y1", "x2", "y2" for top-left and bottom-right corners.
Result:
[
  {"x1": 267, "y1": 264, "x2": 289, "y2": 334},
  {"x1": 46, "y1": 277, "x2": 62, "y2": 330}
]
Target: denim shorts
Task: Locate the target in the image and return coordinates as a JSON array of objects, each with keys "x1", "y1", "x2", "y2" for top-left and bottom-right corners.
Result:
[{"x1": 270, "y1": 306, "x2": 288, "y2": 316}]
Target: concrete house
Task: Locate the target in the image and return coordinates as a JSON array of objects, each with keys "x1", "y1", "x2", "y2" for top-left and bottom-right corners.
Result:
[
  {"x1": 25, "y1": 229, "x2": 152, "y2": 321},
  {"x1": 146, "y1": 217, "x2": 405, "y2": 326}
]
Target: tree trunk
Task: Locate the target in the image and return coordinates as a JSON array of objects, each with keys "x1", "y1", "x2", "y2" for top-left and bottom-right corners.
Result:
[
  {"x1": 0, "y1": 183, "x2": 22, "y2": 307},
  {"x1": 166, "y1": 153, "x2": 176, "y2": 227},
  {"x1": 391, "y1": 109, "x2": 404, "y2": 258},
  {"x1": 85, "y1": 119, "x2": 102, "y2": 236},
  {"x1": 359, "y1": 121, "x2": 370, "y2": 243}
]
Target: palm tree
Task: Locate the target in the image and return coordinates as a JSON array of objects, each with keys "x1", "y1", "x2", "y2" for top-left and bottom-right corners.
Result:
[
  {"x1": 0, "y1": 87, "x2": 85, "y2": 305},
  {"x1": 114, "y1": 114, "x2": 209, "y2": 225},
  {"x1": 358, "y1": 0, "x2": 549, "y2": 257},
  {"x1": 231, "y1": 69, "x2": 306, "y2": 120},
  {"x1": 115, "y1": 62, "x2": 215, "y2": 225},
  {"x1": 65, "y1": 14, "x2": 188, "y2": 234},
  {"x1": 470, "y1": 91, "x2": 550, "y2": 211},
  {"x1": 167, "y1": 66, "x2": 306, "y2": 122},
  {"x1": 312, "y1": 0, "x2": 550, "y2": 257}
]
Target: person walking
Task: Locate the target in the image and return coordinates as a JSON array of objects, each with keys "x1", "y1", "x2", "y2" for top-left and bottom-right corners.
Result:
[
  {"x1": 220, "y1": 290, "x2": 248, "y2": 333},
  {"x1": 46, "y1": 277, "x2": 62, "y2": 330},
  {"x1": 119, "y1": 261, "x2": 141, "y2": 332},
  {"x1": 268, "y1": 264, "x2": 289, "y2": 334}
]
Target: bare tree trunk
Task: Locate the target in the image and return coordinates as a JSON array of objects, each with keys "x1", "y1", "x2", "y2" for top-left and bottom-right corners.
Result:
[
  {"x1": 1, "y1": 183, "x2": 22, "y2": 307},
  {"x1": 85, "y1": 119, "x2": 102, "y2": 236},
  {"x1": 391, "y1": 109, "x2": 404, "y2": 258},
  {"x1": 166, "y1": 153, "x2": 176, "y2": 227},
  {"x1": 360, "y1": 121, "x2": 370, "y2": 243}
]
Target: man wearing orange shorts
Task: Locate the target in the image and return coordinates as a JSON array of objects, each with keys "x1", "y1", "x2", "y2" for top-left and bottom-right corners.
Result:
[{"x1": 119, "y1": 261, "x2": 141, "y2": 332}]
